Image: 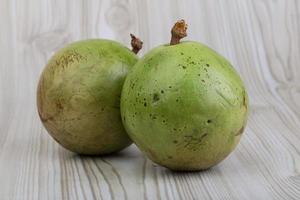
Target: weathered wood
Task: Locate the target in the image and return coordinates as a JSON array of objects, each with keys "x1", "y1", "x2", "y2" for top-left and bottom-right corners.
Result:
[{"x1": 0, "y1": 0, "x2": 299, "y2": 199}]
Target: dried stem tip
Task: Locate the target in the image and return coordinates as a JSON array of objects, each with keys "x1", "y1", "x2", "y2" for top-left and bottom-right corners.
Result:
[
  {"x1": 170, "y1": 19, "x2": 188, "y2": 45},
  {"x1": 130, "y1": 34, "x2": 143, "y2": 54}
]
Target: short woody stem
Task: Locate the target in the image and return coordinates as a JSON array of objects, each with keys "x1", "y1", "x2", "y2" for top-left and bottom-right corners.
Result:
[
  {"x1": 130, "y1": 34, "x2": 143, "y2": 54},
  {"x1": 170, "y1": 19, "x2": 188, "y2": 45}
]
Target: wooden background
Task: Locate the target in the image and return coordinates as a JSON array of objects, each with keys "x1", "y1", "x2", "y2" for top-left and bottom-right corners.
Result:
[{"x1": 1, "y1": 0, "x2": 300, "y2": 199}]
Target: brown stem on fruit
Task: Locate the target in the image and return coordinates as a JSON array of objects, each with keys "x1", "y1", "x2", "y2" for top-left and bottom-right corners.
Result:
[
  {"x1": 130, "y1": 34, "x2": 143, "y2": 54},
  {"x1": 170, "y1": 19, "x2": 188, "y2": 45}
]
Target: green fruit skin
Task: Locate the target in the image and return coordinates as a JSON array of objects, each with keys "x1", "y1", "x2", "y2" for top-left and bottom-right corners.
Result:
[
  {"x1": 37, "y1": 39, "x2": 138, "y2": 155},
  {"x1": 121, "y1": 41, "x2": 249, "y2": 171}
]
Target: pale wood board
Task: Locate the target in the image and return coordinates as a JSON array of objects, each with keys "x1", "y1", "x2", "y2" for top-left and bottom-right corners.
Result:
[{"x1": 0, "y1": 0, "x2": 300, "y2": 199}]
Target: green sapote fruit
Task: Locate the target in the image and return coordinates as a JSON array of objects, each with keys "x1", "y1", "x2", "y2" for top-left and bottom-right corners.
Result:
[
  {"x1": 121, "y1": 20, "x2": 249, "y2": 171},
  {"x1": 37, "y1": 34, "x2": 143, "y2": 155}
]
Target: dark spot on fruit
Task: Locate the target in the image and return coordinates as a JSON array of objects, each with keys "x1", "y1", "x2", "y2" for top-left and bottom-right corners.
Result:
[
  {"x1": 144, "y1": 98, "x2": 146, "y2": 100},
  {"x1": 153, "y1": 93, "x2": 160, "y2": 102},
  {"x1": 152, "y1": 116, "x2": 157, "y2": 120},
  {"x1": 173, "y1": 140, "x2": 178, "y2": 144},
  {"x1": 123, "y1": 116, "x2": 126, "y2": 121},
  {"x1": 176, "y1": 99, "x2": 179, "y2": 102},
  {"x1": 183, "y1": 133, "x2": 208, "y2": 149},
  {"x1": 235, "y1": 126, "x2": 245, "y2": 136},
  {"x1": 201, "y1": 79, "x2": 205, "y2": 83},
  {"x1": 149, "y1": 113, "x2": 152, "y2": 117},
  {"x1": 173, "y1": 128, "x2": 177, "y2": 131},
  {"x1": 207, "y1": 119, "x2": 212, "y2": 123},
  {"x1": 168, "y1": 156, "x2": 173, "y2": 159},
  {"x1": 144, "y1": 102, "x2": 147, "y2": 107},
  {"x1": 169, "y1": 86, "x2": 172, "y2": 88},
  {"x1": 56, "y1": 102, "x2": 63, "y2": 110},
  {"x1": 180, "y1": 52, "x2": 184, "y2": 55},
  {"x1": 163, "y1": 120, "x2": 166, "y2": 123},
  {"x1": 182, "y1": 65, "x2": 186, "y2": 69},
  {"x1": 130, "y1": 82, "x2": 135, "y2": 89},
  {"x1": 198, "y1": 74, "x2": 201, "y2": 76},
  {"x1": 161, "y1": 90, "x2": 164, "y2": 94},
  {"x1": 206, "y1": 64, "x2": 210, "y2": 67},
  {"x1": 191, "y1": 61, "x2": 195, "y2": 65},
  {"x1": 101, "y1": 107, "x2": 105, "y2": 111},
  {"x1": 135, "y1": 112, "x2": 137, "y2": 115}
]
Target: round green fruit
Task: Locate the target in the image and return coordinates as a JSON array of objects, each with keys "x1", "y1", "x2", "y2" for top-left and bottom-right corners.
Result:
[
  {"x1": 37, "y1": 36, "x2": 142, "y2": 155},
  {"x1": 121, "y1": 20, "x2": 248, "y2": 171}
]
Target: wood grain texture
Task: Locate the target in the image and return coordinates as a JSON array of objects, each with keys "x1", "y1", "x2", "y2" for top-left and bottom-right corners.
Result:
[{"x1": 0, "y1": 0, "x2": 300, "y2": 199}]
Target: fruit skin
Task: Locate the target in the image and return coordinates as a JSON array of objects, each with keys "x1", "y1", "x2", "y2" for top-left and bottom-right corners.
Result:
[
  {"x1": 37, "y1": 39, "x2": 138, "y2": 155},
  {"x1": 121, "y1": 41, "x2": 249, "y2": 171}
]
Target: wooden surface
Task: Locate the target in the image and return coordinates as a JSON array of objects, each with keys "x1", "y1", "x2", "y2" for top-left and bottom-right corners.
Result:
[{"x1": 1, "y1": 0, "x2": 300, "y2": 199}]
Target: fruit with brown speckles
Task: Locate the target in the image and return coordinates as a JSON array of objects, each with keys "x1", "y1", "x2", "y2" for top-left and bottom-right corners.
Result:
[
  {"x1": 37, "y1": 39, "x2": 141, "y2": 155},
  {"x1": 120, "y1": 20, "x2": 249, "y2": 170}
]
